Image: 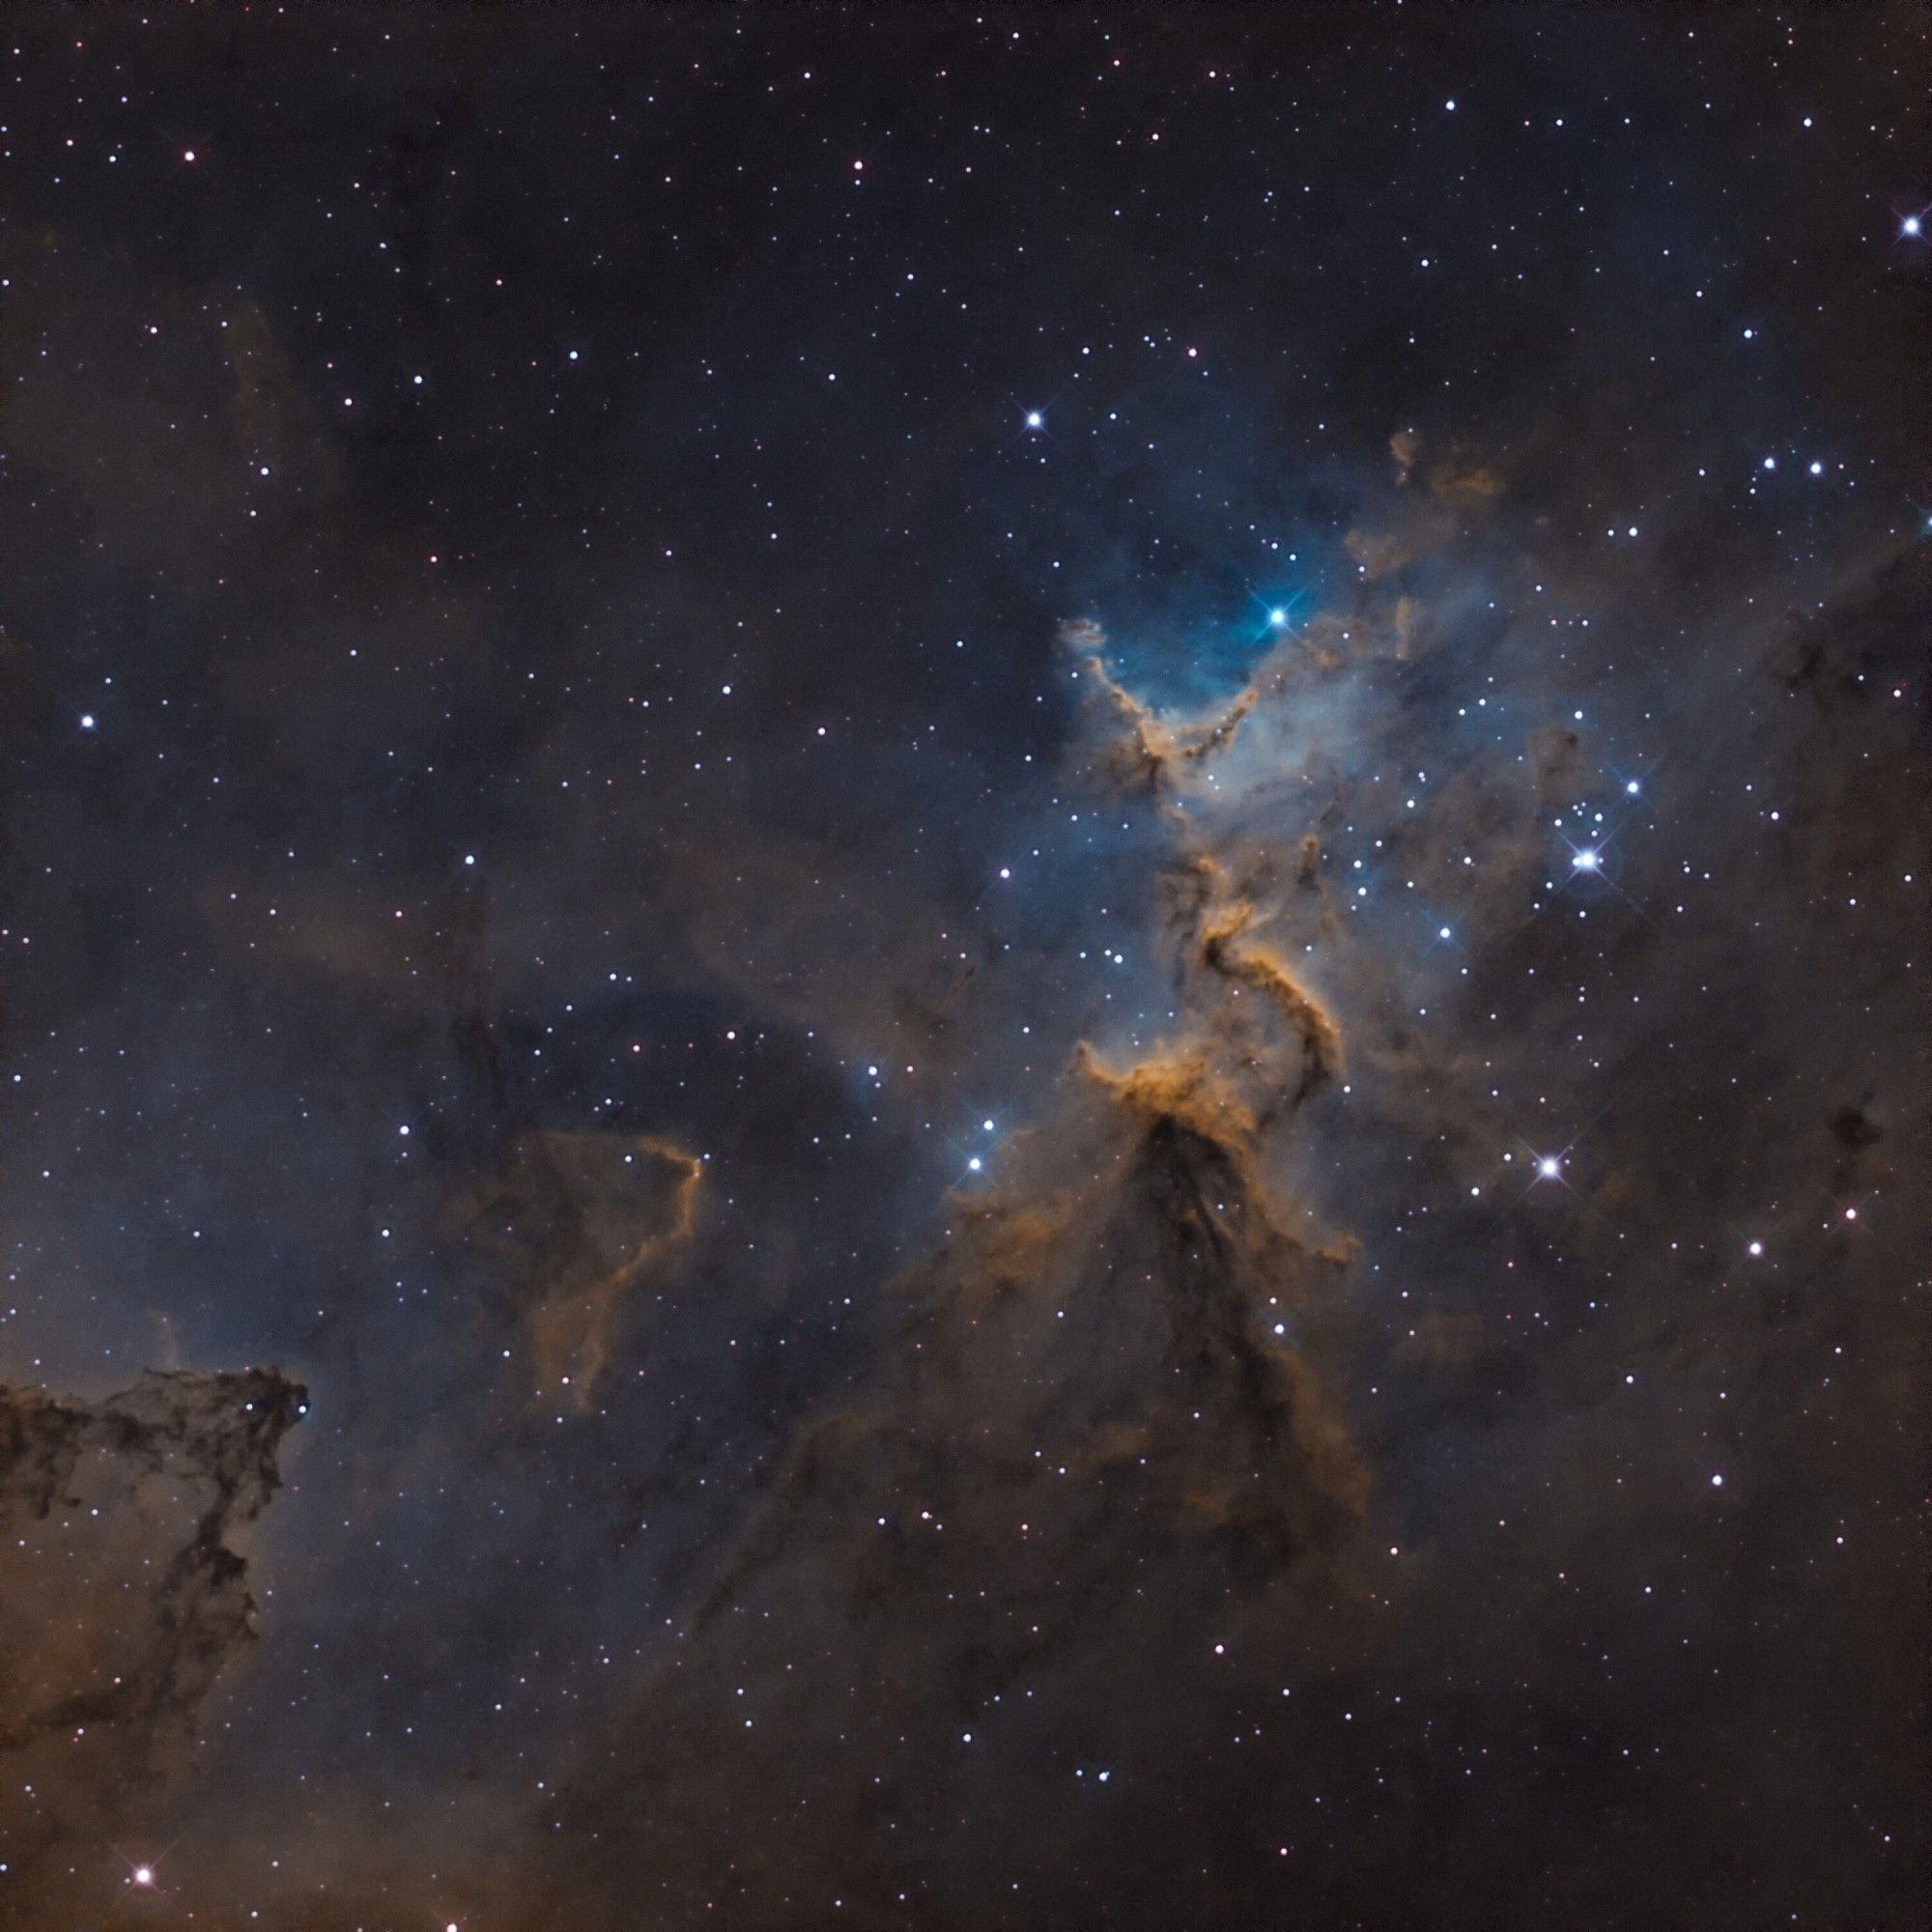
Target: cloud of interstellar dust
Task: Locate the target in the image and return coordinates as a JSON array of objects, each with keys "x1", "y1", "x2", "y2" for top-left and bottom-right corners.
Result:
[
  {"x1": 536, "y1": 621, "x2": 1372, "y2": 1929},
  {"x1": 0, "y1": 1370, "x2": 304, "y2": 1889},
  {"x1": 470, "y1": 1132, "x2": 702, "y2": 1411},
  {"x1": 1059, "y1": 618, "x2": 1261, "y2": 807}
]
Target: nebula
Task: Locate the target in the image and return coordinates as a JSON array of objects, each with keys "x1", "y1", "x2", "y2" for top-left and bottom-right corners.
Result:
[
  {"x1": 0, "y1": 9, "x2": 1921, "y2": 1928},
  {"x1": 0, "y1": 1372, "x2": 303, "y2": 1893},
  {"x1": 472, "y1": 1132, "x2": 703, "y2": 1409}
]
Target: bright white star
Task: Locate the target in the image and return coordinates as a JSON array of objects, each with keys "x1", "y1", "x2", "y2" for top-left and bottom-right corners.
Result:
[{"x1": 1572, "y1": 848, "x2": 1600, "y2": 871}]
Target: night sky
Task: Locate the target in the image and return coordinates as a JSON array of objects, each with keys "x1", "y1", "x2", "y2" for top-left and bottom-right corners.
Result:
[{"x1": 1, "y1": 8, "x2": 1925, "y2": 1930}]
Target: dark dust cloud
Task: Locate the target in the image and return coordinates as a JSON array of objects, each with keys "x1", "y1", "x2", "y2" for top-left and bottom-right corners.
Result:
[{"x1": 0, "y1": 8, "x2": 1924, "y2": 1930}]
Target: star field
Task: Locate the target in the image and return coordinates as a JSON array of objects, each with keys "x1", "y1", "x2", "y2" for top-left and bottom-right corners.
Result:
[{"x1": 0, "y1": 8, "x2": 1924, "y2": 1930}]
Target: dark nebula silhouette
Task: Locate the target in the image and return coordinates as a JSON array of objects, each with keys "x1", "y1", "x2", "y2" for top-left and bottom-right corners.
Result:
[
  {"x1": 0, "y1": 1372, "x2": 303, "y2": 1887},
  {"x1": 0, "y1": 8, "x2": 1922, "y2": 1929}
]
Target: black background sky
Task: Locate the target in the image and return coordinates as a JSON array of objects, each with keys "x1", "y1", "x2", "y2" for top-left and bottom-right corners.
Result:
[{"x1": 0, "y1": 7, "x2": 1924, "y2": 1930}]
